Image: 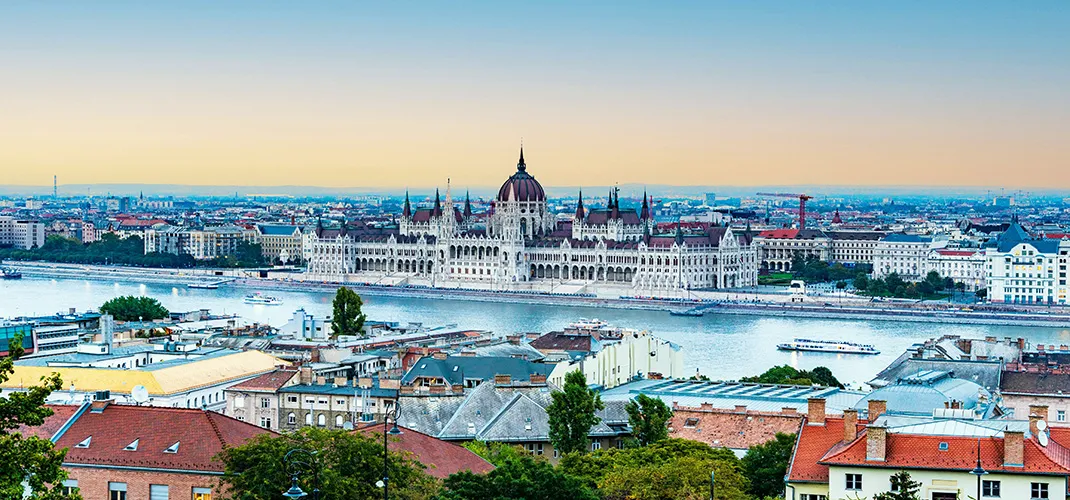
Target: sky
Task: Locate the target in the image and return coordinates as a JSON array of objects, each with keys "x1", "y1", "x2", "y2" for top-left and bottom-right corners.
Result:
[{"x1": 1, "y1": 1, "x2": 1068, "y2": 189}]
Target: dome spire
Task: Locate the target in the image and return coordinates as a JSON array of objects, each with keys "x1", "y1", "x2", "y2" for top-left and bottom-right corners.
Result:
[
  {"x1": 517, "y1": 144, "x2": 526, "y2": 171},
  {"x1": 640, "y1": 189, "x2": 650, "y2": 221}
]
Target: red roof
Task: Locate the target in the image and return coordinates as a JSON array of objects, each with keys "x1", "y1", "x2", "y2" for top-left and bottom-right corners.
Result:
[
  {"x1": 821, "y1": 432, "x2": 1070, "y2": 474},
  {"x1": 18, "y1": 405, "x2": 81, "y2": 439},
  {"x1": 787, "y1": 417, "x2": 865, "y2": 483},
  {"x1": 758, "y1": 229, "x2": 800, "y2": 239},
  {"x1": 54, "y1": 404, "x2": 272, "y2": 472},
  {"x1": 357, "y1": 424, "x2": 494, "y2": 479},
  {"x1": 227, "y1": 368, "x2": 297, "y2": 392},
  {"x1": 934, "y1": 249, "x2": 980, "y2": 257}
]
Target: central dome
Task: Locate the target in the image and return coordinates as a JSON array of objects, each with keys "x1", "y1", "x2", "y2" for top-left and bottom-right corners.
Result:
[{"x1": 497, "y1": 147, "x2": 546, "y2": 202}]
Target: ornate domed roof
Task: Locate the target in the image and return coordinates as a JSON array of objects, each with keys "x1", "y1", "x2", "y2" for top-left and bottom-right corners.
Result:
[{"x1": 497, "y1": 147, "x2": 546, "y2": 203}]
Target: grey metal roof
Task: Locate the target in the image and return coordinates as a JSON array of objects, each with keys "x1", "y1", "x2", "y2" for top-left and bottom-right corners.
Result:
[
  {"x1": 856, "y1": 370, "x2": 998, "y2": 418},
  {"x1": 601, "y1": 379, "x2": 865, "y2": 414},
  {"x1": 457, "y1": 341, "x2": 546, "y2": 361},
  {"x1": 401, "y1": 355, "x2": 555, "y2": 386},
  {"x1": 396, "y1": 394, "x2": 467, "y2": 436},
  {"x1": 871, "y1": 358, "x2": 1003, "y2": 391}
]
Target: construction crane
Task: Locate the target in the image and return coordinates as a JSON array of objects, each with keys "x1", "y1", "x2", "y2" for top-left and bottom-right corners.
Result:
[{"x1": 756, "y1": 192, "x2": 813, "y2": 230}]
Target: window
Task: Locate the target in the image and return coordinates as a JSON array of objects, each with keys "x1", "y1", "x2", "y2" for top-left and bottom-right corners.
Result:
[
  {"x1": 845, "y1": 474, "x2": 862, "y2": 490},
  {"x1": 318, "y1": 414, "x2": 326, "y2": 426},
  {"x1": 234, "y1": 395, "x2": 245, "y2": 408},
  {"x1": 61, "y1": 479, "x2": 78, "y2": 496},
  {"x1": 260, "y1": 398, "x2": 270, "y2": 408},
  {"x1": 109, "y1": 482, "x2": 127, "y2": 500},
  {"x1": 287, "y1": 396, "x2": 298, "y2": 403},
  {"x1": 1032, "y1": 482, "x2": 1049, "y2": 499},
  {"x1": 800, "y1": 495, "x2": 827, "y2": 500},
  {"x1": 982, "y1": 480, "x2": 1000, "y2": 497},
  {"x1": 335, "y1": 415, "x2": 344, "y2": 427},
  {"x1": 192, "y1": 487, "x2": 213, "y2": 500},
  {"x1": 683, "y1": 418, "x2": 700, "y2": 428},
  {"x1": 260, "y1": 417, "x2": 272, "y2": 428},
  {"x1": 591, "y1": 441, "x2": 601, "y2": 451},
  {"x1": 1059, "y1": 411, "x2": 1066, "y2": 422},
  {"x1": 305, "y1": 413, "x2": 312, "y2": 425},
  {"x1": 149, "y1": 484, "x2": 169, "y2": 500},
  {"x1": 288, "y1": 412, "x2": 296, "y2": 425}
]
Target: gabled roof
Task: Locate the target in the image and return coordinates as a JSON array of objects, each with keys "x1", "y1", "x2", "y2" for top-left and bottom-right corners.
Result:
[
  {"x1": 401, "y1": 355, "x2": 554, "y2": 386},
  {"x1": 787, "y1": 416, "x2": 864, "y2": 483},
  {"x1": 53, "y1": 404, "x2": 272, "y2": 473},
  {"x1": 226, "y1": 368, "x2": 298, "y2": 393},
  {"x1": 356, "y1": 424, "x2": 494, "y2": 479},
  {"x1": 256, "y1": 224, "x2": 302, "y2": 236}
]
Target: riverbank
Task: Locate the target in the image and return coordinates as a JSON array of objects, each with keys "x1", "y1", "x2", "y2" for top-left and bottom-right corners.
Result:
[{"x1": 10, "y1": 261, "x2": 1070, "y2": 327}]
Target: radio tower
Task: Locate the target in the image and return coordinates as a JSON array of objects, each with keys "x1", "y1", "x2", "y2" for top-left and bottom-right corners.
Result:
[{"x1": 53, "y1": 175, "x2": 58, "y2": 199}]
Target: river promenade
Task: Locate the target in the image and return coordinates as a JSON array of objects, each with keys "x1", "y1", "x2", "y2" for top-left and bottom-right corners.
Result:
[{"x1": 9, "y1": 260, "x2": 1070, "y2": 327}]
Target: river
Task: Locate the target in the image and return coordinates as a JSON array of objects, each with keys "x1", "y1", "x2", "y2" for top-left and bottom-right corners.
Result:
[{"x1": 4, "y1": 276, "x2": 1070, "y2": 387}]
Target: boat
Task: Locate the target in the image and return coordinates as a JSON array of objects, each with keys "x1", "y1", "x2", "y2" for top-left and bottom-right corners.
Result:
[
  {"x1": 243, "y1": 293, "x2": 282, "y2": 305},
  {"x1": 776, "y1": 338, "x2": 879, "y2": 355},
  {"x1": 670, "y1": 309, "x2": 703, "y2": 317},
  {"x1": 187, "y1": 283, "x2": 218, "y2": 289},
  {"x1": 1, "y1": 267, "x2": 22, "y2": 280},
  {"x1": 569, "y1": 318, "x2": 610, "y2": 330}
]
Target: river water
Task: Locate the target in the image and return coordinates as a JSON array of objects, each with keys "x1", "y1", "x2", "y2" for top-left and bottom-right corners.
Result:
[{"x1": 3, "y1": 276, "x2": 1070, "y2": 387}]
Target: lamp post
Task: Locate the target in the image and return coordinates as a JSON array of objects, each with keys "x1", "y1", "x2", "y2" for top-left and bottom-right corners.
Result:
[
  {"x1": 379, "y1": 391, "x2": 403, "y2": 500},
  {"x1": 282, "y1": 448, "x2": 320, "y2": 500},
  {"x1": 969, "y1": 439, "x2": 987, "y2": 500},
  {"x1": 709, "y1": 469, "x2": 715, "y2": 500}
]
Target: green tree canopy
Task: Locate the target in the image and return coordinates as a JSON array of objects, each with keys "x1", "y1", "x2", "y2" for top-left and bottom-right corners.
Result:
[
  {"x1": 741, "y1": 365, "x2": 843, "y2": 388},
  {"x1": 0, "y1": 333, "x2": 79, "y2": 499},
  {"x1": 740, "y1": 432, "x2": 796, "y2": 498},
  {"x1": 462, "y1": 441, "x2": 529, "y2": 467},
  {"x1": 99, "y1": 295, "x2": 169, "y2": 321},
  {"x1": 559, "y1": 438, "x2": 750, "y2": 500},
  {"x1": 330, "y1": 287, "x2": 367, "y2": 337},
  {"x1": 548, "y1": 370, "x2": 604, "y2": 454},
  {"x1": 217, "y1": 426, "x2": 435, "y2": 500},
  {"x1": 625, "y1": 393, "x2": 673, "y2": 446},
  {"x1": 873, "y1": 470, "x2": 922, "y2": 500},
  {"x1": 439, "y1": 455, "x2": 597, "y2": 500}
]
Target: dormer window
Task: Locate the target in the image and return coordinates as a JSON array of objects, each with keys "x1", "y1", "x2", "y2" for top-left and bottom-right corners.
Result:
[
  {"x1": 123, "y1": 439, "x2": 139, "y2": 451},
  {"x1": 164, "y1": 442, "x2": 180, "y2": 454},
  {"x1": 74, "y1": 436, "x2": 92, "y2": 448},
  {"x1": 683, "y1": 418, "x2": 700, "y2": 428}
]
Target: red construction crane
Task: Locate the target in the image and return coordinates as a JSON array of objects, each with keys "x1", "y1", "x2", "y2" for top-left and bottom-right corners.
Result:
[{"x1": 756, "y1": 192, "x2": 814, "y2": 230}]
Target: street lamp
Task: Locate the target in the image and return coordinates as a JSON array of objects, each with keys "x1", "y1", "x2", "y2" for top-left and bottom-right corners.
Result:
[
  {"x1": 969, "y1": 439, "x2": 987, "y2": 500},
  {"x1": 282, "y1": 448, "x2": 320, "y2": 500},
  {"x1": 381, "y1": 392, "x2": 403, "y2": 500},
  {"x1": 709, "y1": 469, "x2": 715, "y2": 500}
]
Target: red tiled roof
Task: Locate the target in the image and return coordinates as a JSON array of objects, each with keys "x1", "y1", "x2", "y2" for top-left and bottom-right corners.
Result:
[
  {"x1": 54, "y1": 404, "x2": 273, "y2": 472},
  {"x1": 820, "y1": 432, "x2": 1070, "y2": 475},
  {"x1": 787, "y1": 417, "x2": 864, "y2": 483},
  {"x1": 529, "y1": 331, "x2": 593, "y2": 353},
  {"x1": 669, "y1": 406, "x2": 802, "y2": 450},
  {"x1": 758, "y1": 229, "x2": 800, "y2": 239},
  {"x1": 227, "y1": 368, "x2": 297, "y2": 392},
  {"x1": 357, "y1": 424, "x2": 494, "y2": 479},
  {"x1": 18, "y1": 405, "x2": 81, "y2": 439},
  {"x1": 934, "y1": 249, "x2": 980, "y2": 257}
]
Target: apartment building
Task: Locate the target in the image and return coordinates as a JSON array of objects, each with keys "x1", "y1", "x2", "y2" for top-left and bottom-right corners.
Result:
[{"x1": 0, "y1": 216, "x2": 45, "y2": 249}]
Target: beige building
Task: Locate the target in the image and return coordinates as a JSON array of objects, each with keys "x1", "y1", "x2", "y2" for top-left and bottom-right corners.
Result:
[
  {"x1": 927, "y1": 248, "x2": 986, "y2": 291},
  {"x1": 255, "y1": 224, "x2": 304, "y2": 264},
  {"x1": 872, "y1": 233, "x2": 934, "y2": 280},
  {"x1": 277, "y1": 370, "x2": 400, "y2": 431},
  {"x1": 754, "y1": 229, "x2": 830, "y2": 272},
  {"x1": 224, "y1": 368, "x2": 298, "y2": 431}
]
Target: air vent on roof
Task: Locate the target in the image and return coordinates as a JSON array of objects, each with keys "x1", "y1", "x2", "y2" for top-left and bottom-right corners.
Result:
[
  {"x1": 74, "y1": 436, "x2": 91, "y2": 448},
  {"x1": 123, "y1": 439, "x2": 139, "y2": 451},
  {"x1": 164, "y1": 442, "x2": 180, "y2": 454},
  {"x1": 938, "y1": 442, "x2": 949, "y2": 451}
]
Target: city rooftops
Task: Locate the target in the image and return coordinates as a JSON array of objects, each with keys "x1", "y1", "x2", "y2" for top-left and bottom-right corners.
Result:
[
  {"x1": 881, "y1": 233, "x2": 932, "y2": 243},
  {"x1": 601, "y1": 378, "x2": 865, "y2": 414}
]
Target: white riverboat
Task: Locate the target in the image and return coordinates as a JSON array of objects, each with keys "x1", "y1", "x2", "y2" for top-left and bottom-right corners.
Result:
[
  {"x1": 243, "y1": 293, "x2": 282, "y2": 305},
  {"x1": 776, "y1": 338, "x2": 879, "y2": 355}
]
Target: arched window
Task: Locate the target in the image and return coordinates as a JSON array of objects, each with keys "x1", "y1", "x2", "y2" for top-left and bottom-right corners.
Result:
[
  {"x1": 335, "y1": 415, "x2": 344, "y2": 427},
  {"x1": 288, "y1": 413, "x2": 296, "y2": 425},
  {"x1": 305, "y1": 413, "x2": 313, "y2": 425},
  {"x1": 318, "y1": 414, "x2": 326, "y2": 427}
]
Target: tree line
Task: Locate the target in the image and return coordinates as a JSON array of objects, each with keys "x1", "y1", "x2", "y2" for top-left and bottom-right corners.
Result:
[{"x1": 0, "y1": 233, "x2": 267, "y2": 269}]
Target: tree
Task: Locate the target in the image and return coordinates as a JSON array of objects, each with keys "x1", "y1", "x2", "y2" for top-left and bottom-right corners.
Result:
[
  {"x1": 976, "y1": 287, "x2": 988, "y2": 301},
  {"x1": 217, "y1": 426, "x2": 435, "y2": 500},
  {"x1": 625, "y1": 393, "x2": 673, "y2": 446},
  {"x1": 99, "y1": 296, "x2": 169, "y2": 321},
  {"x1": 462, "y1": 441, "x2": 529, "y2": 467},
  {"x1": 440, "y1": 455, "x2": 598, "y2": 500},
  {"x1": 884, "y1": 272, "x2": 906, "y2": 293},
  {"x1": 873, "y1": 470, "x2": 922, "y2": 500},
  {"x1": 0, "y1": 333, "x2": 79, "y2": 499},
  {"x1": 548, "y1": 370, "x2": 604, "y2": 454},
  {"x1": 853, "y1": 273, "x2": 869, "y2": 291},
  {"x1": 835, "y1": 280, "x2": 847, "y2": 290},
  {"x1": 741, "y1": 365, "x2": 843, "y2": 389},
  {"x1": 330, "y1": 287, "x2": 367, "y2": 337},
  {"x1": 740, "y1": 433, "x2": 796, "y2": 499},
  {"x1": 924, "y1": 270, "x2": 944, "y2": 290}
]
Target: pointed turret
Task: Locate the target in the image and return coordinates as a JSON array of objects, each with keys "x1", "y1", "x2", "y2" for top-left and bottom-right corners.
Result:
[
  {"x1": 831, "y1": 210, "x2": 842, "y2": 224},
  {"x1": 463, "y1": 191, "x2": 472, "y2": 219},
  {"x1": 674, "y1": 222, "x2": 684, "y2": 245},
  {"x1": 432, "y1": 189, "x2": 442, "y2": 217},
  {"x1": 610, "y1": 189, "x2": 620, "y2": 220},
  {"x1": 575, "y1": 190, "x2": 585, "y2": 220},
  {"x1": 316, "y1": 216, "x2": 324, "y2": 237},
  {"x1": 517, "y1": 146, "x2": 526, "y2": 172},
  {"x1": 403, "y1": 191, "x2": 412, "y2": 218},
  {"x1": 640, "y1": 189, "x2": 650, "y2": 221},
  {"x1": 339, "y1": 218, "x2": 348, "y2": 237}
]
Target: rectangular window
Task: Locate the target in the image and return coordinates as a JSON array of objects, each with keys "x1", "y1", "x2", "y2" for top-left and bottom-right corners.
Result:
[
  {"x1": 61, "y1": 479, "x2": 78, "y2": 496},
  {"x1": 800, "y1": 495, "x2": 827, "y2": 500},
  {"x1": 192, "y1": 487, "x2": 213, "y2": 500},
  {"x1": 260, "y1": 417, "x2": 272, "y2": 428},
  {"x1": 149, "y1": 484, "x2": 169, "y2": 500},
  {"x1": 287, "y1": 396, "x2": 298, "y2": 403},
  {"x1": 982, "y1": 480, "x2": 1000, "y2": 497},
  {"x1": 1059, "y1": 411, "x2": 1066, "y2": 422},
  {"x1": 845, "y1": 474, "x2": 862, "y2": 490},
  {"x1": 591, "y1": 441, "x2": 601, "y2": 451},
  {"x1": 260, "y1": 398, "x2": 270, "y2": 408},
  {"x1": 109, "y1": 482, "x2": 127, "y2": 500},
  {"x1": 1032, "y1": 482, "x2": 1049, "y2": 499}
]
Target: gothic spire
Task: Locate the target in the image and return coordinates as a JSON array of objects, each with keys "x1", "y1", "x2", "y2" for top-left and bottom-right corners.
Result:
[
  {"x1": 575, "y1": 190, "x2": 585, "y2": 220},
  {"x1": 675, "y1": 222, "x2": 684, "y2": 245},
  {"x1": 463, "y1": 190, "x2": 472, "y2": 218},
  {"x1": 403, "y1": 191, "x2": 412, "y2": 218},
  {"x1": 433, "y1": 188, "x2": 442, "y2": 217},
  {"x1": 517, "y1": 146, "x2": 526, "y2": 171},
  {"x1": 640, "y1": 189, "x2": 650, "y2": 221}
]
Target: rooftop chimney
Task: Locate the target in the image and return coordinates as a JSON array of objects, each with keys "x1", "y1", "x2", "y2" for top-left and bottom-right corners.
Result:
[
  {"x1": 1029, "y1": 414, "x2": 1043, "y2": 437},
  {"x1": 843, "y1": 409, "x2": 859, "y2": 444},
  {"x1": 529, "y1": 373, "x2": 547, "y2": 385},
  {"x1": 493, "y1": 374, "x2": 512, "y2": 386},
  {"x1": 866, "y1": 424, "x2": 887, "y2": 462},
  {"x1": 807, "y1": 398, "x2": 826, "y2": 426},
  {"x1": 299, "y1": 366, "x2": 313, "y2": 385},
  {"x1": 1030, "y1": 404, "x2": 1049, "y2": 426},
  {"x1": 1004, "y1": 431, "x2": 1024, "y2": 467},
  {"x1": 868, "y1": 399, "x2": 887, "y2": 421},
  {"x1": 431, "y1": 351, "x2": 448, "y2": 361}
]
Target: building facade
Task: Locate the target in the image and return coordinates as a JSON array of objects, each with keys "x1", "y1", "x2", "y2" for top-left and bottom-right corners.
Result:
[
  {"x1": 144, "y1": 226, "x2": 257, "y2": 260},
  {"x1": 927, "y1": 248, "x2": 986, "y2": 291},
  {"x1": 872, "y1": 234, "x2": 934, "y2": 280},
  {"x1": 0, "y1": 216, "x2": 45, "y2": 249},
  {"x1": 303, "y1": 149, "x2": 758, "y2": 293},
  {"x1": 255, "y1": 224, "x2": 303, "y2": 263},
  {"x1": 985, "y1": 223, "x2": 1070, "y2": 305}
]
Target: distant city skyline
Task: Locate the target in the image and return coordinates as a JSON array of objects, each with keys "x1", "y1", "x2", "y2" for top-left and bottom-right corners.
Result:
[{"x1": 2, "y1": 2, "x2": 1068, "y2": 188}]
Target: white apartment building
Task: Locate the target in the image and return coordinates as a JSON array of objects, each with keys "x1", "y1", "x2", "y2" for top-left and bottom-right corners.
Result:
[
  {"x1": 927, "y1": 248, "x2": 986, "y2": 291},
  {"x1": 0, "y1": 216, "x2": 45, "y2": 249},
  {"x1": 985, "y1": 223, "x2": 1070, "y2": 305},
  {"x1": 872, "y1": 234, "x2": 934, "y2": 280},
  {"x1": 144, "y1": 225, "x2": 257, "y2": 260}
]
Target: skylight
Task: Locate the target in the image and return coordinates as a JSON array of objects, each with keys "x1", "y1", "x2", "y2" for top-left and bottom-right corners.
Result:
[
  {"x1": 164, "y1": 442, "x2": 180, "y2": 454},
  {"x1": 74, "y1": 436, "x2": 91, "y2": 448},
  {"x1": 123, "y1": 439, "x2": 139, "y2": 451}
]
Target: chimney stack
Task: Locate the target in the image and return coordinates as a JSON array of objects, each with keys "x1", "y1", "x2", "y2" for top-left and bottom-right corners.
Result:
[
  {"x1": 1029, "y1": 414, "x2": 1043, "y2": 437},
  {"x1": 865, "y1": 424, "x2": 887, "y2": 462},
  {"x1": 1030, "y1": 404, "x2": 1049, "y2": 425},
  {"x1": 843, "y1": 409, "x2": 859, "y2": 444},
  {"x1": 807, "y1": 398, "x2": 826, "y2": 426},
  {"x1": 868, "y1": 399, "x2": 887, "y2": 421},
  {"x1": 431, "y1": 351, "x2": 448, "y2": 361},
  {"x1": 299, "y1": 366, "x2": 313, "y2": 385},
  {"x1": 1004, "y1": 431, "x2": 1024, "y2": 467},
  {"x1": 494, "y1": 374, "x2": 512, "y2": 386}
]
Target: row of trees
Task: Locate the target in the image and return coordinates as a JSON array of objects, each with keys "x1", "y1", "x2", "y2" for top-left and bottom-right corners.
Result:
[
  {"x1": 0, "y1": 233, "x2": 267, "y2": 269},
  {"x1": 790, "y1": 254, "x2": 870, "y2": 283},
  {"x1": 99, "y1": 296, "x2": 170, "y2": 321},
  {"x1": 741, "y1": 365, "x2": 844, "y2": 389},
  {"x1": 854, "y1": 270, "x2": 960, "y2": 300}
]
